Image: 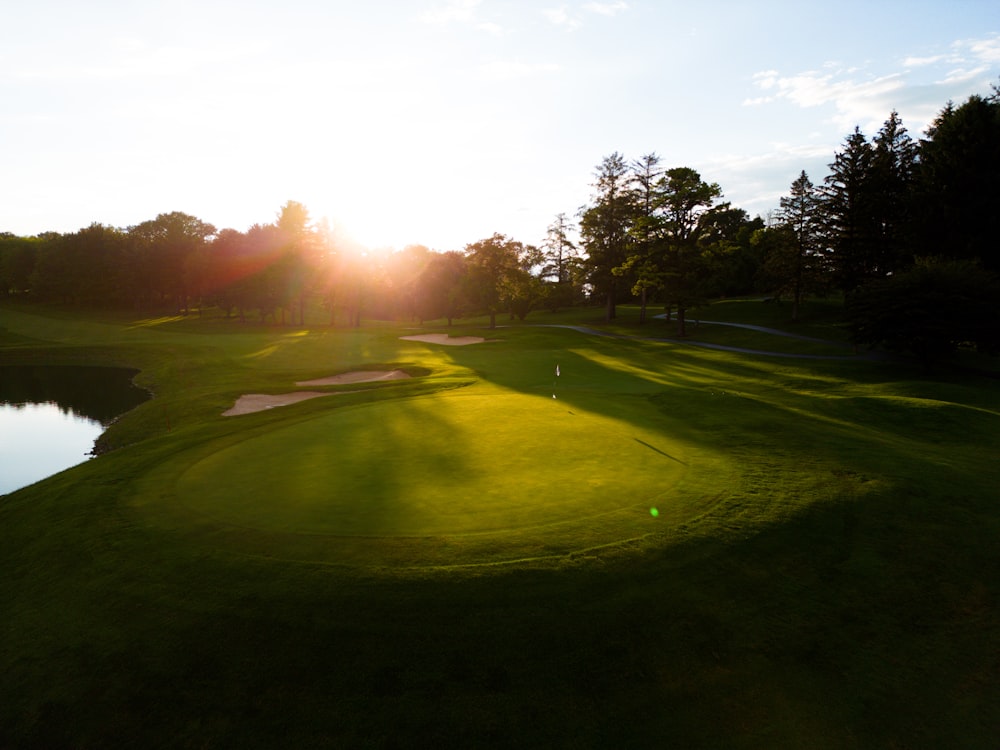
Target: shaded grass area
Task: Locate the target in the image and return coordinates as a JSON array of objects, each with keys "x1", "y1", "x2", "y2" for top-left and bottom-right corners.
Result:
[
  {"x1": 2, "y1": 302, "x2": 999, "y2": 747},
  {"x1": 701, "y1": 295, "x2": 851, "y2": 339},
  {"x1": 650, "y1": 322, "x2": 853, "y2": 357},
  {"x1": 515, "y1": 298, "x2": 858, "y2": 357}
]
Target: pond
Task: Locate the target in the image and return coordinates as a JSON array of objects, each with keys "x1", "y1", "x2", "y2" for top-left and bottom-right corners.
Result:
[{"x1": 0, "y1": 365, "x2": 149, "y2": 495}]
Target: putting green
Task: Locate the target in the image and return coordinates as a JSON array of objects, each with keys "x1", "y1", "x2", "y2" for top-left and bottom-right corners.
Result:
[{"x1": 176, "y1": 392, "x2": 687, "y2": 537}]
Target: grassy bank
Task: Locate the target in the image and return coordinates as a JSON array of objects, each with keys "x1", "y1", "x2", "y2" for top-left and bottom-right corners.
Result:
[{"x1": 1, "y1": 300, "x2": 998, "y2": 748}]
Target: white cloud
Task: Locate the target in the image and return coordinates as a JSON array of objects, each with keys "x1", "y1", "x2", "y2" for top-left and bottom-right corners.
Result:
[
  {"x1": 743, "y1": 33, "x2": 1000, "y2": 153},
  {"x1": 936, "y1": 66, "x2": 991, "y2": 86},
  {"x1": 903, "y1": 54, "x2": 947, "y2": 68},
  {"x1": 746, "y1": 65, "x2": 916, "y2": 130},
  {"x1": 964, "y1": 34, "x2": 1000, "y2": 64},
  {"x1": 751, "y1": 70, "x2": 780, "y2": 90},
  {"x1": 902, "y1": 34, "x2": 1000, "y2": 70},
  {"x1": 478, "y1": 60, "x2": 563, "y2": 81},
  {"x1": 543, "y1": 5, "x2": 570, "y2": 23},
  {"x1": 420, "y1": 0, "x2": 507, "y2": 35},
  {"x1": 421, "y1": 0, "x2": 481, "y2": 25},
  {"x1": 708, "y1": 143, "x2": 833, "y2": 175},
  {"x1": 477, "y1": 21, "x2": 505, "y2": 36},
  {"x1": 746, "y1": 31, "x2": 1000, "y2": 136},
  {"x1": 584, "y1": 1, "x2": 629, "y2": 16},
  {"x1": 542, "y1": 5, "x2": 582, "y2": 30},
  {"x1": 539, "y1": 1, "x2": 630, "y2": 31}
]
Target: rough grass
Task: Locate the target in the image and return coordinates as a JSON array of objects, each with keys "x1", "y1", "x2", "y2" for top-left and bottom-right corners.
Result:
[{"x1": 1, "y1": 300, "x2": 999, "y2": 748}]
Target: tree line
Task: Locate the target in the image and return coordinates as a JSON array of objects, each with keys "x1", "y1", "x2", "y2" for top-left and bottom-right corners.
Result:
[
  {"x1": 576, "y1": 85, "x2": 1000, "y2": 360},
  {"x1": 0, "y1": 199, "x2": 570, "y2": 329},
  {"x1": 2, "y1": 86, "x2": 998, "y2": 362}
]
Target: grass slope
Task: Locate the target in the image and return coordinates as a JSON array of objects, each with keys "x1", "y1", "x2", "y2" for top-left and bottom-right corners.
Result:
[{"x1": 1, "y1": 300, "x2": 999, "y2": 748}]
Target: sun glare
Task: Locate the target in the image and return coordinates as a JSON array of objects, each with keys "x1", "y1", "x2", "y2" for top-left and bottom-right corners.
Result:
[{"x1": 306, "y1": 160, "x2": 487, "y2": 253}]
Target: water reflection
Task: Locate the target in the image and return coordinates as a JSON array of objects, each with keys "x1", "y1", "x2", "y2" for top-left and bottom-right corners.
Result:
[
  {"x1": 0, "y1": 365, "x2": 149, "y2": 495},
  {"x1": 0, "y1": 403, "x2": 104, "y2": 494}
]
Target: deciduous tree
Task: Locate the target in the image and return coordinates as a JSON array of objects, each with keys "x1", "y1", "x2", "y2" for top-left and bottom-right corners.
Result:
[
  {"x1": 127, "y1": 212, "x2": 216, "y2": 312},
  {"x1": 31, "y1": 224, "x2": 126, "y2": 304},
  {"x1": 386, "y1": 244, "x2": 433, "y2": 321},
  {"x1": 0, "y1": 233, "x2": 41, "y2": 297},
  {"x1": 415, "y1": 250, "x2": 467, "y2": 325},
  {"x1": 505, "y1": 244, "x2": 545, "y2": 321},
  {"x1": 697, "y1": 206, "x2": 764, "y2": 297},
  {"x1": 847, "y1": 259, "x2": 1000, "y2": 365},
  {"x1": 464, "y1": 233, "x2": 524, "y2": 329},
  {"x1": 658, "y1": 167, "x2": 722, "y2": 336}
]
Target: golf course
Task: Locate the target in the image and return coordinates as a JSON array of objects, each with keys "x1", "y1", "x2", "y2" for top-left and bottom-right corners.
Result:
[{"x1": 2, "y1": 299, "x2": 999, "y2": 748}]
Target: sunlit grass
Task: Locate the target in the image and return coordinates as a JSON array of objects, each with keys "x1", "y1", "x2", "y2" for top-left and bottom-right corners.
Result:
[
  {"x1": 1, "y1": 300, "x2": 999, "y2": 747},
  {"x1": 163, "y1": 391, "x2": 698, "y2": 568},
  {"x1": 126, "y1": 314, "x2": 188, "y2": 328}
]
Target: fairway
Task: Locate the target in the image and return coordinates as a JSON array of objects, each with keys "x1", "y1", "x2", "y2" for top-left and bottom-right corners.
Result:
[
  {"x1": 4, "y1": 302, "x2": 999, "y2": 748},
  {"x1": 163, "y1": 390, "x2": 698, "y2": 565}
]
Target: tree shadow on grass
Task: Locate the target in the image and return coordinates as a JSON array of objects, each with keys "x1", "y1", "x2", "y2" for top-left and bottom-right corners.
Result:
[
  {"x1": 6, "y1": 324, "x2": 1000, "y2": 747},
  {"x1": 442, "y1": 327, "x2": 1000, "y2": 482},
  {"x1": 8, "y1": 465, "x2": 997, "y2": 749}
]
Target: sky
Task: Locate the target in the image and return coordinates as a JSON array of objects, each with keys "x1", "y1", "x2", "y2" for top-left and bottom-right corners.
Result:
[{"x1": 2, "y1": 1, "x2": 999, "y2": 252}]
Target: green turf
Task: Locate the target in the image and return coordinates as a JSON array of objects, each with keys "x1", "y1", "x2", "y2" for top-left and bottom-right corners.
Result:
[
  {"x1": 2, "y1": 300, "x2": 999, "y2": 748},
  {"x1": 177, "y1": 393, "x2": 681, "y2": 535}
]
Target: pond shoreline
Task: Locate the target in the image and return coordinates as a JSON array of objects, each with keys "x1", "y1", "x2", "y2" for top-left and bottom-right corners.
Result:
[{"x1": 0, "y1": 364, "x2": 151, "y2": 490}]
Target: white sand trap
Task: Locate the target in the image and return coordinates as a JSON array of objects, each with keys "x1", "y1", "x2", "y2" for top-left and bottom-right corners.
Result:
[
  {"x1": 223, "y1": 391, "x2": 331, "y2": 416},
  {"x1": 400, "y1": 334, "x2": 490, "y2": 346},
  {"x1": 225, "y1": 370, "x2": 412, "y2": 416},
  {"x1": 296, "y1": 370, "x2": 410, "y2": 386}
]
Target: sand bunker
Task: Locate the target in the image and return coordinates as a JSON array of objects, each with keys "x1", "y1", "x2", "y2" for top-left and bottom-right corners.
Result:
[
  {"x1": 224, "y1": 370, "x2": 411, "y2": 416},
  {"x1": 223, "y1": 392, "x2": 331, "y2": 416},
  {"x1": 400, "y1": 334, "x2": 490, "y2": 346}
]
